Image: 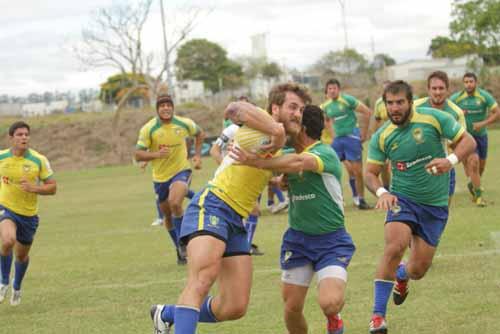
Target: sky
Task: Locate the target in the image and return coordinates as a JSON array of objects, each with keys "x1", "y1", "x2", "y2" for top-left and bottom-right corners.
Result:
[{"x1": 0, "y1": 0, "x2": 453, "y2": 96}]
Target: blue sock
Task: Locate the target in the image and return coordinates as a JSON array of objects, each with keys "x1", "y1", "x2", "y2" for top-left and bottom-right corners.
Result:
[
  {"x1": 172, "y1": 216, "x2": 183, "y2": 243},
  {"x1": 246, "y1": 215, "x2": 258, "y2": 245},
  {"x1": 0, "y1": 253, "x2": 13, "y2": 285},
  {"x1": 272, "y1": 186, "x2": 285, "y2": 202},
  {"x1": 349, "y1": 177, "x2": 358, "y2": 197},
  {"x1": 161, "y1": 304, "x2": 176, "y2": 323},
  {"x1": 174, "y1": 306, "x2": 200, "y2": 334},
  {"x1": 168, "y1": 228, "x2": 179, "y2": 248},
  {"x1": 13, "y1": 259, "x2": 29, "y2": 291},
  {"x1": 267, "y1": 199, "x2": 274, "y2": 207},
  {"x1": 186, "y1": 189, "x2": 195, "y2": 199},
  {"x1": 373, "y1": 279, "x2": 394, "y2": 317},
  {"x1": 199, "y1": 296, "x2": 218, "y2": 323},
  {"x1": 396, "y1": 263, "x2": 408, "y2": 281},
  {"x1": 156, "y1": 200, "x2": 164, "y2": 220}
]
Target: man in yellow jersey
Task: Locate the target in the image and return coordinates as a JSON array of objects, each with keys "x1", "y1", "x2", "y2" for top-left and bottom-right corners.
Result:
[
  {"x1": 150, "y1": 83, "x2": 311, "y2": 334},
  {"x1": 135, "y1": 95, "x2": 204, "y2": 265},
  {"x1": 0, "y1": 121, "x2": 57, "y2": 306},
  {"x1": 414, "y1": 71, "x2": 466, "y2": 205}
]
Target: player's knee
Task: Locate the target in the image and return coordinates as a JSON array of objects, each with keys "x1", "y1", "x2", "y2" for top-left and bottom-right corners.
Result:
[
  {"x1": 167, "y1": 197, "x2": 183, "y2": 214},
  {"x1": 0, "y1": 236, "x2": 16, "y2": 250},
  {"x1": 408, "y1": 261, "x2": 432, "y2": 280},
  {"x1": 223, "y1": 302, "x2": 248, "y2": 320},
  {"x1": 384, "y1": 242, "x2": 406, "y2": 260},
  {"x1": 318, "y1": 295, "x2": 344, "y2": 316}
]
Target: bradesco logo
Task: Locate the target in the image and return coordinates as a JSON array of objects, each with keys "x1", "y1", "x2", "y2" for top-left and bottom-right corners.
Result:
[{"x1": 395, "y1": 155, "x2": 432, "y2": 171}]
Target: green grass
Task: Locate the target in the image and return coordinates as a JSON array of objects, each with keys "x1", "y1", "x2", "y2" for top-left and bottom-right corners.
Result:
[{"x1": 1, "y1": 130, "x2": 499, "y2": 333}]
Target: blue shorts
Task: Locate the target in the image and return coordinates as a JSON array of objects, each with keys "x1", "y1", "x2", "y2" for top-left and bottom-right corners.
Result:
[
  {"x1": 154, "y1": 169, "x2": 192, "y2": 203},
  {"x1": 331, "y1": 128, "x2": 362, "y2": 161},
  {"x1": 0, "y1": 205, "x2": 39, "y2": 245},
  {"x1": 473, "y1": 135, "x2": 488, "y2": 160},
  {"x1": 180, "y1": 189, "x2": 250, "y2": 256},
  {"x1": 449, "y1": 168, "x2": 456, "y2": 196},
  {"x1": 280, "y1": 228, "x2": 355, "y2": 271},
  {"x1": 386, "y1": 194, "x2": 448, "y2": 247}
]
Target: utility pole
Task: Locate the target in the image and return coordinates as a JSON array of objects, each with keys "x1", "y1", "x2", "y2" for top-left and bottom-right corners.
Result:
[
  {"x1": 337, "y1": 0, "x2": 348, "y2": 50},
  {"x1": 159, "y1": 0, "x2": 175, "y2": 98}
]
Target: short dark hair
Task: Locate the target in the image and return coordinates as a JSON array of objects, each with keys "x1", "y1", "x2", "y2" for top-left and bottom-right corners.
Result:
[
  {"x1": 9, "y1": 121, "x2": 30, "y2": 136},
  {"x1": 463, "y1": 72, "x2": 477, "y2": 82},
  {"x1": 302, "y1": 105, "x2": 324, "y2": 140},
  {"x1": 267, "y1": 83, "x2": 311, "y2": 113},
  {"x1": 324, "y1": 78, "x2": 341, "y2": 93},
  {"x1": 156, "y1": 95, "x2": 174, "y2": 110},
  {"x1": 238, "y1": 96, "x2": 249, "y2": 102},
  {"x1": 383, "y1": 80, "x2": 413, "y2": 103},
  {"x1": 427, "y1": 71, "x2": 449, "y2": 88}
]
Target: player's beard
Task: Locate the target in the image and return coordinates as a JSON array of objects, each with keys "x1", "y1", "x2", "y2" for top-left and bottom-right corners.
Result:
[{"x1": 388, "y1": 108, "x2": 412, "y2": 126}]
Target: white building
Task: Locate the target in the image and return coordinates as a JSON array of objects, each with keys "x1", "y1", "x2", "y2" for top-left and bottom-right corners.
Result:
[
  {"x1": 385, "y1": 56, "x2": 482, "y2": 81},
  {"x1": 174, "y1": 80, "x2": 205, "y2": 103},
  {"x1": 21, "y1": 100, "x2": 69, "y2": 117}
]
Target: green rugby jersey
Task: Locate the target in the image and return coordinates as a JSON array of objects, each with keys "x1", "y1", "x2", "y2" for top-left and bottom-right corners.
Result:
[
  {"x1": 413, "y1": 97, "x2": 466, "y2": 128},
  {"x1": 321, "y1": 93, "x2": 360, "y2": 137},
  {"x1": 450, "y1": 88, "x2": 498, "y2": 136},
  {"x1": 287, "y1": 142, "x2": 345, "y2": 235},
  {"x1": 368, "y1": 107, "x2": 465, "y2": 207}
]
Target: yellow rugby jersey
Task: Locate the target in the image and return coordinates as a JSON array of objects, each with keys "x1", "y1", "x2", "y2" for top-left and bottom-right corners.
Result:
[
  {"x1": 0, "y1": 148, "x2": 53, "y2": 216},
  {"x1": 320, "y1": 100, "x2": 333, "y2": 144},
  {"x1": 374, "y1": 97, "x2": 388, "y2": 122},
  {"x1": 136, "y1": 116, "x2": 200, "y2": 182},
  {"x1": 209, "y1": 110, "x2": 275, "y2": 218}
]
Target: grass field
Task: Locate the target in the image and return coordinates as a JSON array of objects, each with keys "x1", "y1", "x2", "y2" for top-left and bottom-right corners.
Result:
[{"x1": 1, "y1": 130, "x2": 499, "y2": 334}]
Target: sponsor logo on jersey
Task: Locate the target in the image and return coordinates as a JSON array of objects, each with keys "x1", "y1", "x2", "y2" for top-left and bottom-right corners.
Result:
[
  {"x1": 291, "y1": 193, "x2": 316, "y2": 202},
  {"x1": 23, "y1": 164, "x2": 31, "y2": 173},
  {"x1": 395, "y1": 155, "x2": 432, "y2": 171}
]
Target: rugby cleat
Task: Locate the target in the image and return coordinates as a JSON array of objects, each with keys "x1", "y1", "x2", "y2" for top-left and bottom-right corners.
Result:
[
  {"x1": 393, "y1": 270, "x2": 409, "y2": 306},
  {"x1": 327, "y1": 313, "x2": 344, "y2": 334},
  {"x1": 10, "y1": 288, "x2": 21, "y2": 306},
  {"x1": 357, "y1": 198, "x2": 372, "y2": 210},
  {"x1": 150, "y1": 304, "x2": 171, "y2": 334},
  {"x1": 151, "y1": 218, "x2": 163, "y2": 226},
  {"x1": 270, "y1": 200, "x2": 289, "y2": 214},
  {"x1": 369, "y1": 314, "x2": 387, "y2": 334},
  {"x1": 250, "y1": 244, "x2": 264, "y2": 256},
  {"x1": 475, "y1": 197, "x2": 487, "y2": 207},
  {"x1": 0, "y1": 284, "x2": 8, "y2": 303}
]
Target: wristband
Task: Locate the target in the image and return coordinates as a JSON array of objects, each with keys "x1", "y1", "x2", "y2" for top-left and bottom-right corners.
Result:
[
  {"x1": 446, "y1": 153, "x2": 459, "y2": 166},
  {"x1": 376, "y1": 187, "x2": 389, "y2": 198}
]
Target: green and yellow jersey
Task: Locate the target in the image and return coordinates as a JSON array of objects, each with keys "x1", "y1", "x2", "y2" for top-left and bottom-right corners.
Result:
[
  {"x1": 374, "y1": 97, "x2": 388, "y2": 122},
  {"x1": 413, "y1": 97, "x2": 466, "y2": 128},
  {"x1": 368, "y1": 107, "x2": 465, "y2": 207},
  {"x1": 136, "y1": 116, "x2": 201, "y2": 183},
  {"x1": 0, "y1": 149, "x2": 53, "y2": 216},
  {"x1": 287, "y1": 142, "x2": 345, "y2": 235},
  {"x1": 322, "y1": 94, "x2": 361, "y2": 137},
  {"x1": 450, "y1": 88, "x2": 498, "y2": 136},
  {"x1": 209, "y1": 109, "x2": 275, "y2": 218}
]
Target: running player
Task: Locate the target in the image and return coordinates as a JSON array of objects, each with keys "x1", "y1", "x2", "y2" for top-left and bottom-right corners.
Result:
[
  {"x1": 150, "y1": 83, "x2": 311, "y2": 334},
  {"x1": 230, "y1": 104, "x2": 354, "y2": 334},
  {"x1": 365, "y1": 81, "x2": 476, "y2": 333},
  {"x1": 414, "y1": 71, "x2": 466, "y2": 205},
  {"x1": 322, "y1": 79, "x2": 372, "y2": 209},
  {"x1": 0, "y1": 121, "x2": 57, "y2": 306},
  {"x1": 135, "y1": 94, "x2": 204, "y2": 264},
  {"x1": 450, "y1": 72, "x2": 499, "y2": 206}
]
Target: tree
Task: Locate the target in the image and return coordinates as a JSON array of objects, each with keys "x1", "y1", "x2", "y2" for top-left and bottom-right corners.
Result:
[
  {"x1": 373, "y1": 53, "x2": 396, "y2": 69},
  {"x1": 261, "y1": 62, "x2": 282, "y2": 79},
  {"x1": 429, "y1": 0, "x2": 500, "y2": 64},
  {"x1": 175, "y1": 38, "x2": 243, "y2": 93},
  {"x1": 312, "y1": 48, "x2": 369, "y2": 75},
  {"x1": 428, "y1": 35, "x2": 477, "y2": 58},
  {"x1": 74, "y1": 0, "x2": 204, "y2": 157}
]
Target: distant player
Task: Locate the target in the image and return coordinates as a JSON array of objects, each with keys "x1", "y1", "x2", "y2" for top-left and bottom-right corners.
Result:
[
  {"x1": 230, "y1": 105, "x2": 355, "y2": 334},
  {"x1": 365, "y1": 81, "x2": 476, "y2": 334},
  {"x1": 450, "y1": 72, "x2": 499, "y2": 206},
  {"x1": 414, "y1": 71, "x2": 466, "y2": 205},
  {"x1": 150, "y1": 83, "x2": 310, "y2": 334},
  {"x1": 322, "y1": 79, "x2": 372, "y2": 209},
  {"x1": 0, "y1": 121, "x2": 57, "y2": 305},
  {"x1": 372, "y1": 80, "x2": 392, "y2": 189},
  {"x1": 135, "y1": 95, "x2": 204, "y2": 265}
]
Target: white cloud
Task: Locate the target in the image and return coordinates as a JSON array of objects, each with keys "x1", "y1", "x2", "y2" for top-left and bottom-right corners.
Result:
[{"x1": 0, "y1": 0, "x2": 453, "y2": 95}]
